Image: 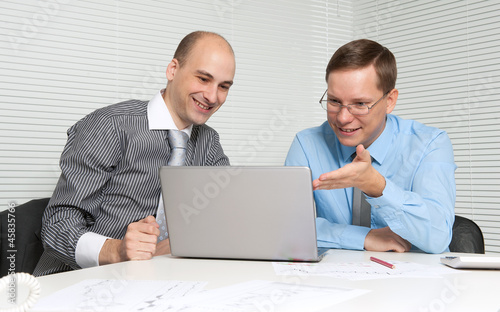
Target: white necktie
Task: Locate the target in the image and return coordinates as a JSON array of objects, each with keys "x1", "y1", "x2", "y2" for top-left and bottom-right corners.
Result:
[{"x1": 157, "y1": 130, "x2": 189, "y2": 241}]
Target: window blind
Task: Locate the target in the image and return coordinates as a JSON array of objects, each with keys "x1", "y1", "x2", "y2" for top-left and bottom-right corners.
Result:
[
  {"x1": 353, "y1": 0, "x2": 500, "y2": 252},
  {"x1": 0, "y1": 0, "x2": 353, "y2": 206}
]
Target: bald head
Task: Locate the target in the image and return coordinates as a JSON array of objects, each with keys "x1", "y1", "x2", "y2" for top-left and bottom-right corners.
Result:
[{"x1": 173, "y1": 31, "x2": 234, "y2": 67}]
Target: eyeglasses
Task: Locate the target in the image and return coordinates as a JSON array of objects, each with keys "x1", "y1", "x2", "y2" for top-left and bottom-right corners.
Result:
[{"x1": 319, "y1": 90, "x2": 390, "y2": 115}]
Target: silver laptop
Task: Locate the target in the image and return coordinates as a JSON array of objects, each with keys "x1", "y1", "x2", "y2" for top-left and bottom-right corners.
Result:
[{"x1": 160, "y1": 166, "x2": 327, "y2": 262}]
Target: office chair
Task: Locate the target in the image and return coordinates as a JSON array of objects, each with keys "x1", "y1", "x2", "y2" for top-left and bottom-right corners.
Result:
[
  {"x1": 449, "y1": 215, "x2": 485, "y2": 254},
  {"x1": 0, "y1": 197, "x2": 50, "y2": 277}
]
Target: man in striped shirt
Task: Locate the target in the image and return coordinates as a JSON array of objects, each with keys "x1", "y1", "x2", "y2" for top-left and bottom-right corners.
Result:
[{"x1": 34, "y1": 31, "x2": 236, "y2": 276}]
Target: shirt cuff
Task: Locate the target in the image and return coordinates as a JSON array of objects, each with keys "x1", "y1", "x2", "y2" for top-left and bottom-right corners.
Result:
[
  {"x1": 367, "y1": 179, "x2": 406, "y2": 231},
  {"x1": 75, "y1": 232, "x2": 110, "y2": 268},
  {"x1": 340, "y1": 224, "x2": 371, "y2": 250},
  {"x1": 316, "y1": 218, "x2": 371, "y2": 250}
]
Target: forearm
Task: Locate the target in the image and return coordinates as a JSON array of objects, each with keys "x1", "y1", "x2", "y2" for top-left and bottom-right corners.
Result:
[
  {"x1": 368, "y1": 177, "x2": 455, "y2": 253},
  {"x1": 98, "y1": 238, "x2": 123, "y2": 265},
  {"x1": 316, "y1": 217, "x2": 371, "y2": 250}
]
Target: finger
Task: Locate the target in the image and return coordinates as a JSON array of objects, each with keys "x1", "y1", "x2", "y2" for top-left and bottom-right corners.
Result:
[
  {"x1": 124, "y1": 230, "x2": 158, "y2": 246},
  {"x1": 134, "y1": 216, "x2": 159, "y2": 231},
  {"x1": 127, "y1": 241, "x2": 156, "y2": 254},
  {"x1": 121, "y1": 237, "x2": 157, "y2": 260},
  {"x1": 128, "y1": 234, "x2": 158, "y2": 249},
  {"x1": 129, "y1": 220, "x2": 161, "y2": 236},
  {"x1": 391, "y1": 242, "x2": 407, "y2": 253},
  {"x1": 318, "y1": 171, "x2": 336, "y2": 182},
  {"x1": 390, "y1": 235, "x2": 411, "y2": 253},
  {"x1": 318, "y1": 166, "x2": 351, "y2": 182},
  {"x1": 315, "y1": 173, "x2": 355, "y2": 191},
  {"x1": 402, "y1": 240, "x2": 412, "y2": 252},
  {"x1": 392, "y1": 233, "x2": 411, "y2": 252},
  {"x1": 144, "y1": 215, "x2": 160, "y2": 229},
  {"x1": 140, "y1": 215, "x2": 157, "y2": 224},
  {"x1": 136, "y1": 240, "x2": 157, "y2": 253},
  {"x1": 313, "y1": 179, "x2": 342, "y2": 191},
  {"x1": 354, "y1": 144, "x2": 371, "y2": 163},
  {"x1": 128, "y1": 248, "x2": 156, "y2": 261}
]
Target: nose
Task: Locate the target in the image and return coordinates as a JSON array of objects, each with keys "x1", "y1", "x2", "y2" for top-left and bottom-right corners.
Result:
[
  {"x1": 203, "y1": 84, "x2": 218, "y2": 105},
  {"x1": 335, "y1": 106, "x2": 355, "y2": 124}
]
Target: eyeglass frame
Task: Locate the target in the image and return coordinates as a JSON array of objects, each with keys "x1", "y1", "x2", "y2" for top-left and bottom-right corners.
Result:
[{"x1": 318, "y1": 89, "x2": 391, "y2": 115}]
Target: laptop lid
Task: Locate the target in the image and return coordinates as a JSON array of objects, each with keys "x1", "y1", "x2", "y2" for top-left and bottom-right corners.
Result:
[{"x1": 160, "y1": 166, "x2": 322, "y2": 262}]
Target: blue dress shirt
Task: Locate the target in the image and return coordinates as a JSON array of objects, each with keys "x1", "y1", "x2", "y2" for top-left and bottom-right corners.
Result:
[{"x1": 285, "y1": 114, "x2": 456, "y2": 253}]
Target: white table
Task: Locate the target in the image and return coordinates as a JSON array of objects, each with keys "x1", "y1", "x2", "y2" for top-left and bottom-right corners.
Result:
[{"x1": 35, "y1": 249, "x2": 500, "y2": 312}]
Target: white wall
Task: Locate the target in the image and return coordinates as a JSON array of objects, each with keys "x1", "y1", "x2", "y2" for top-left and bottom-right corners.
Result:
[{"x1": 0, "y1": 0, "x2": 353, "y2": 207}]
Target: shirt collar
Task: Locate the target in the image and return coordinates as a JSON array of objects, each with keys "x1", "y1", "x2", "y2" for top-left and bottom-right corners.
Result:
[
  {"x1": 339, "y1": 115, "x2": 394, "y2": 165},
  {"x1": 147, "y1": 89, "x2": 192, "y2": 136},
  {"x1": 367, "y1": 115, "x2": 393, "y2": 165},
  {"x1": 340, "y1": 143, "x2": 357, "y2": 163}
]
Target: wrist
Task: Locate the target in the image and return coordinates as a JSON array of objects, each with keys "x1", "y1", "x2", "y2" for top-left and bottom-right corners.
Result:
[
  {"x1": 362, "y1": 167, "x2": 385, "y2": 197},
  {"x1": 98, "y1": 238, "x2": 123, "y2": 265}
]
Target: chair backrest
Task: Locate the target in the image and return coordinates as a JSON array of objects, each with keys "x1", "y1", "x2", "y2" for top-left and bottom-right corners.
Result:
[
  {"x1": 449, "y1": 215, "x2": 485, "y2": 254},
  {"x1": 0, "y1": 198, "x2": 50, "y2": 277}
]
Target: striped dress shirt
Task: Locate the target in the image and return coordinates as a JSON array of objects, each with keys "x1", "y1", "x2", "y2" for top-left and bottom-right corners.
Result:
[{"x1": 34, "y1": 98, "x2": 229, "y2": 276}]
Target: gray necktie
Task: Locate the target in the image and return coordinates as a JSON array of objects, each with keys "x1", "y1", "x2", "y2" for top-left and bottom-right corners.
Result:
[
  {"x1": 157, "y1": 130, "x2": 190, "y2": 241},
  {"x1": 167, "y1": 130, "x2": 190, "y2": 166},
  {"x1": 352, "y1": 187, "x2": 371, "y2": 227},
  {"x1": 351, "y1": 153, "x2": 371, "y2": 227}
]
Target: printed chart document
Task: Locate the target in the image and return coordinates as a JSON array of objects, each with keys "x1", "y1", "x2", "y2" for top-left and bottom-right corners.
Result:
[
  {"x1": 32, "y1": 279, "x2": 368, "y2": 311},
  {"x1": 163, "y1": 280, "x2": 369, "y2": 312},
  {"x1": 33, "y1": 279, "x2": 206, "y2": 311},
  {"x1": 273, "y1": 261, "x2": 457, "y2": 281}
]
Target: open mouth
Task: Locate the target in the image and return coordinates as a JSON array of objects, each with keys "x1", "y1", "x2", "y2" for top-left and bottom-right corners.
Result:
[
  {"x1": 340, "y1": 127, "x2": 360, "y2": 133},
  {"x1": 194, "y1": 98, "x2": 211, "y2": 111}
]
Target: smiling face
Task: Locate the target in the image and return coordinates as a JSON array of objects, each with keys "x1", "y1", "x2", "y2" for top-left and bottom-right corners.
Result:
[
  {"x1": 326, "y1": 65, "x2": 397, "y2": 148},
  {"x1": 163, "y1": 36, "x2": 235, "y2": 129}
]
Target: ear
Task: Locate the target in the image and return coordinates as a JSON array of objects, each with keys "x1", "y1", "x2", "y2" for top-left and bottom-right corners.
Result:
[
  {"x1": 166, "y1": 58, "x2": 179, "y2": 81},
  {"x1": 385, "y1": 88, "x2": 398, "y2": 114}
]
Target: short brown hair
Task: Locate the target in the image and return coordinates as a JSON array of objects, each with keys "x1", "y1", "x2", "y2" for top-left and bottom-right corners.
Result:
[
  {"x1": 173, "y1": 31, "x2": 234, "y2": 67},
  {"x1": 325, "y1": 39, "x2": 397, "y2": 92}
]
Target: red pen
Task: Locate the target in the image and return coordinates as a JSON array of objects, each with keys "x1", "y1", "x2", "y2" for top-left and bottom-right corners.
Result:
[{"x1": 370, "y1": 256, "x2": 396, "y2": 269}]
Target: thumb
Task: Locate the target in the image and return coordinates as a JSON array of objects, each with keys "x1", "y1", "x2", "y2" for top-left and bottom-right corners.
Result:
[
  {"x1": 142, "y1": 215, "x2": 160, "y2": 228},
  {"x1": 354, "y1": 144, "x2": 370, "y2": 162}
]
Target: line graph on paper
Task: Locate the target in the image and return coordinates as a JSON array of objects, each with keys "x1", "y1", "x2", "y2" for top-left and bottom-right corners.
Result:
[
  {"x1": 156, "y1": 280, "x2": 369, "y2": 312},
  {"x1": 33, "y1": 279, "x2": 207, "y2": 312},
  {"x1": 272, "y1": 261, "x2": 450, "y2": 280}
]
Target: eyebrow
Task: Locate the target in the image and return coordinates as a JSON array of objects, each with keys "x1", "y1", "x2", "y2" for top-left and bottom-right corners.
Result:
[
  {"x1": 196, "y1": 70, "x2": 233, "y2": 86},
  {"x1": 328, "y1": 94, "x2": 372, "y2": 102}
]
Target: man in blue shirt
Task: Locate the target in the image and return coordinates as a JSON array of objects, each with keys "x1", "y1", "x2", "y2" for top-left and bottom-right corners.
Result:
[{"x1": 285, "y1": 39, "x2": 456, "y2": 253}]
